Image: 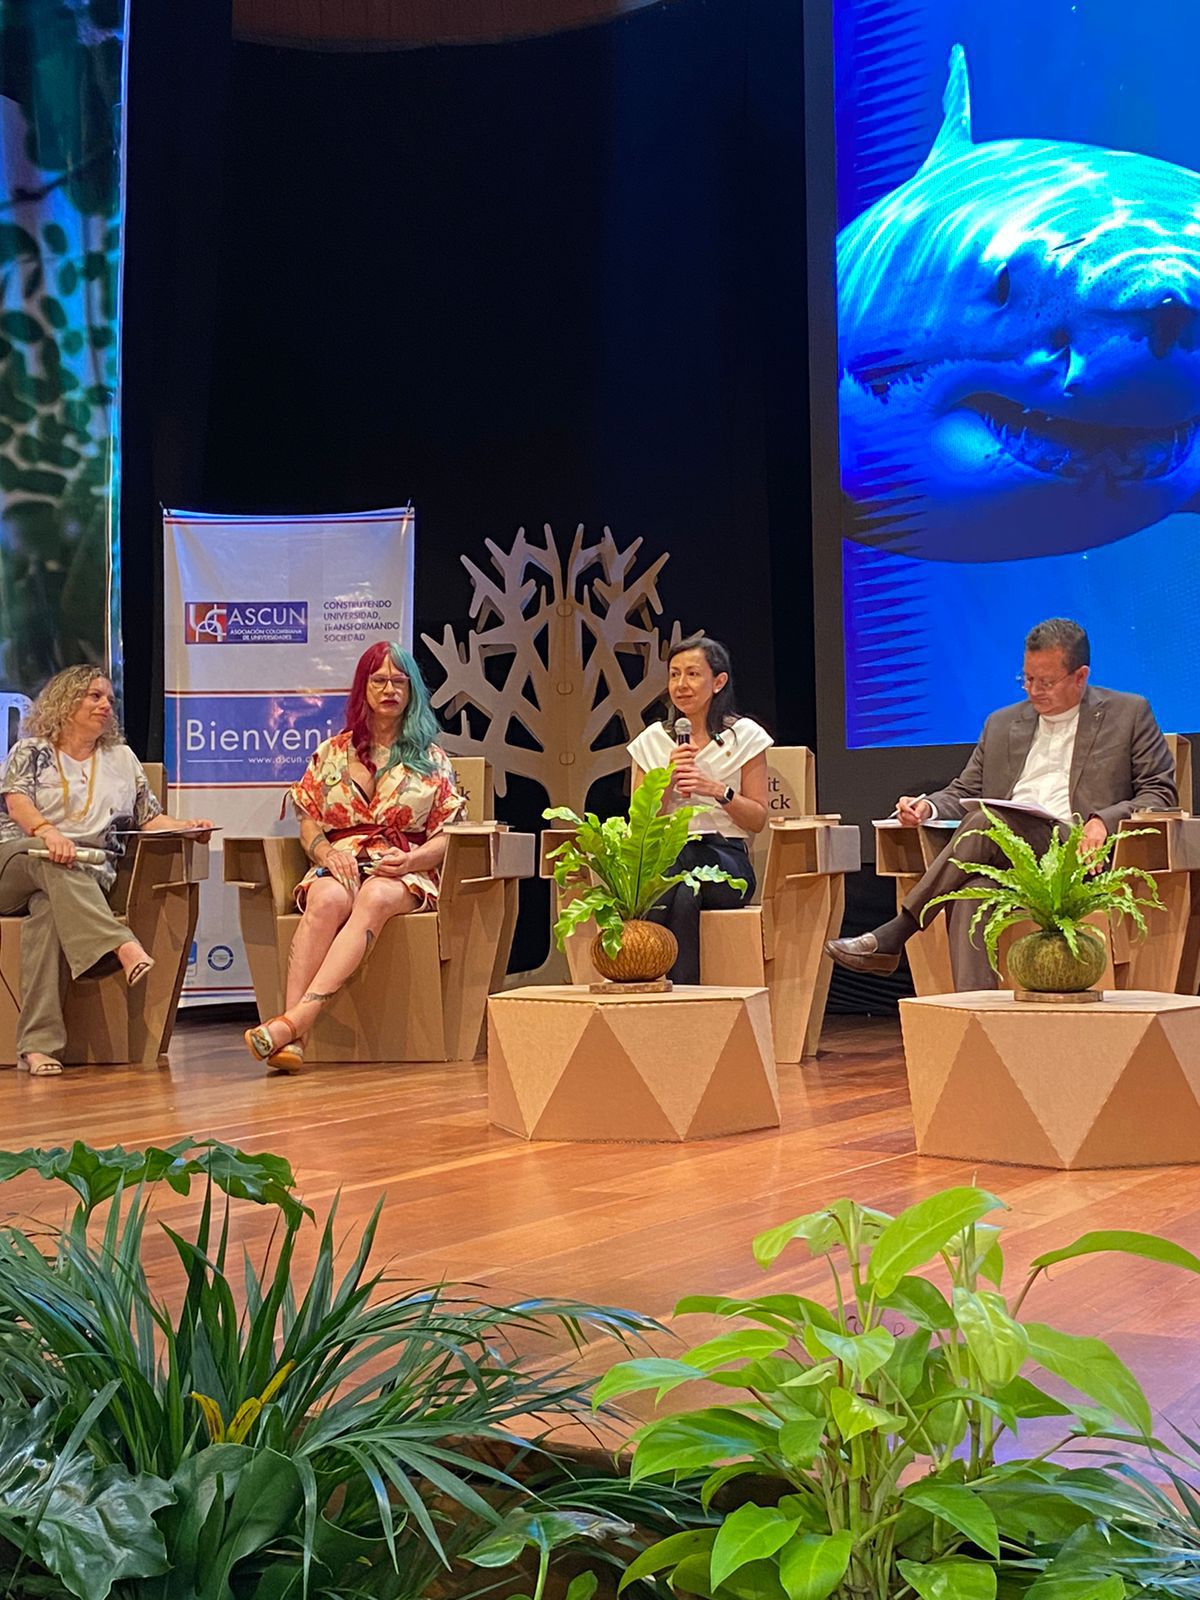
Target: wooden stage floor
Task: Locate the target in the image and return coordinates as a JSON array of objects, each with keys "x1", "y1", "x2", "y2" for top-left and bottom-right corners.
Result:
[{"x1": 3, "y1": 1013, "x2": 1200, "y2": 1434}]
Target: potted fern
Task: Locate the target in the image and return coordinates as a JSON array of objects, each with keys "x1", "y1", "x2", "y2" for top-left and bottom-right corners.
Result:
[
  {"x1": 543, "y1": 766, "x2": 746, "y2": 983},
  {"x1": 925, "y1": 807, "x2": 1163, "y2": 995}
]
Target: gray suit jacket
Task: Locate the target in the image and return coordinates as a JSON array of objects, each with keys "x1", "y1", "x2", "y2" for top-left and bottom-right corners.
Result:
[{"x1": 927, "y1": 685, "x2": 1177, "y2": 831}]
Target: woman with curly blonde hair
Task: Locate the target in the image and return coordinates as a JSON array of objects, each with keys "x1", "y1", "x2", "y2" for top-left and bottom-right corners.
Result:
[{"x1": 0, "y1": 664, "x2": 213, "y2": 1076}]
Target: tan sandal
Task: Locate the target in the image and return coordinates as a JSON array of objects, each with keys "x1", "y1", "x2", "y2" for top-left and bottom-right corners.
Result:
[
  {"x1": 18, "y1": 1053, "x2": 62, "y2": 1077},
  {"x1": 268, "y1": 1036, "x2": 306, "y2": 1075},
  {"x1": 126, "y1": 957, "x2": 155, "y2": 988},
  {"x1": 245, "y1": 1012, "x2": 302, "y2": 1065}
]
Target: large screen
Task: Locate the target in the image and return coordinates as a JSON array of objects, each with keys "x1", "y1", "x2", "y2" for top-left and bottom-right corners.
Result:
[{"x1": 824, "y1": 0, "x2": 1200, "y2": 755}]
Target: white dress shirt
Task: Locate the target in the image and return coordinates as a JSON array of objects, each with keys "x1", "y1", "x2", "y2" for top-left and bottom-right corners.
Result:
[{"x1": 1008, "y1": 704, "x2": 1081, "y2": 820}]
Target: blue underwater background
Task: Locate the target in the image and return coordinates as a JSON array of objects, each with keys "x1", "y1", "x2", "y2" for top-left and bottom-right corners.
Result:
[{"x1": 836, "y1": 0, "x2": 1200, "y2": 748}]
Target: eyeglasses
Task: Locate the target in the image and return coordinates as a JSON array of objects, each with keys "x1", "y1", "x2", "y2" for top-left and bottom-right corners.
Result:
[
  {"x1": 368, "y1": 673, "x2": 409, "y2": 689},
  {"x1": 1016, "y1": 671, "x2": 1075, "y2": 693}
]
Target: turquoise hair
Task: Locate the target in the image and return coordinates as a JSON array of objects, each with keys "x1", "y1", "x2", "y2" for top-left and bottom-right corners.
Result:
[{"x1": 379, "y1": 645, "x2": 440, "y2": 776}]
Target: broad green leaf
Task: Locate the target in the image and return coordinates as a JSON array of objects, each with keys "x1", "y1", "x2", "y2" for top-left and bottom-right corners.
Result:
[
  {"x1": 903, "y1": 1483, "x2": 1000, "y2": 1559},
  {"x1": 976, "y1": 1229, "x2": 1005, "y2": 1287},
  {"x1": 630, "y1": 1409, "x2": 778, "y2": 1482},
  {"x1": 882, "y1": 1328, "x2": 932, "y2": 1399},
  {"x1": 593, "y1": 1357, "x2": 704, "y2": 1407},
  {"x1": 711, "y1": 1503, "x2": 802, "y2": 1588},
  {"x1": 464, "y1": 1528, "x2": 526, "y2": 1567},
  {"x1": 879, "y1": 1276, "x2": 955, "y2": 1330},
  {"x1": 829, "y1": 1386, "x2": 904, "y2": 1441},
  {"x1": 897, "y1": 1557, "x2": 997, "y2": 1600},
  {"x1": 975, "y1": 1475, "x2": 1096, "y2": 1544},
  {"x1": 747, "y1": 1294, "x2": 840, "y2": 1333},
  {"x1": 777, "y1": 1417, "x2": 825, "y2": 1463},
  {"x1": 952, "y1": 1289, "x2": 1029, "y2": 1387},
  {"x1": 777, "y1": 1530, "x2": 853, "y2": 1600},
  {"x1": 868, "y1": 1189, "x2": 1004, "y2": 1296},
  {"x1": 780, "y1": 1361, "x2": 837, "y2": 1390},
  {"x1": 682, "y1": 1329, "x2": 791, "y2": 1371},
  {"x1": 674, "y1": 1292, "x2": 839, "y2": 1335},
  {"x1": 804, "y1": 1323, "x2": 894, "y2": 1380},
  {"x1": 709, "y1": 1355, "x2": 797, "y2": 1393},
  {"x1": 0, "y1": 1138, "x2": 309, "y2": 1225},
  {"x1": 1025, "y1": 1323, "x2": 1151, "y2": 1436},
  {"x1": 1026, "y1": 1573, "x2": 1125, "y2": 1600},
  {"x1": 675, "y1": 1293, "x2": 749, "y2": 1317},
  {"x1": 565, "y1": 1575, "x2": 600, "y2": 1600},
  {"x1": 753, "y1": 1210, "x2": 845, "y2": 1265},
  {"x1": 701, "y1": 1463, "x2": 761, "y2": 1510},
  {"x1": 0, "y1": 1400, "x2": 172, "y2": 1600},
  {"x1": 618, "y1": 1528, "x2": 716, "y2": 1592},
  {"x1": 992, "y1": 1376, "x2": 1071, "y2": 1419},
  {"x1": 1030, "y1": 1229, "x2": 1200, "y2": 1275},
  {"x1": 669, "y1": 1554, "x2": 719, "y2": 1598}
]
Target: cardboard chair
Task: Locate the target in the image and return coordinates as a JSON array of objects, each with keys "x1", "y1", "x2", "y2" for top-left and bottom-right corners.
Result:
[
  {"x1": 541, "y1": 747, "x2": 860, "y2": 1062},
  {"x1": 0, "y1": 762, "x2": 208, "y2": 1067},
  {"x1": 226, "y1": 758, "x2": 534, "y2": 1064},
  {"x1": 874, "y1": 734, "x2": 1198, "y2": 996}
]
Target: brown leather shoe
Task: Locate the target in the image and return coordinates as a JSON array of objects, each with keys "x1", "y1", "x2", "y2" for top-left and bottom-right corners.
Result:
[{"x1": 824, "y1": 932, "x2": 900, "y2": 976}]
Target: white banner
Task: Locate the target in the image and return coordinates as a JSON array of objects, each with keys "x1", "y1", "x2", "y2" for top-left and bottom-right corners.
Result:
[{"x1": 163, "y1": 507, "x2": 415, "y2": 1004}]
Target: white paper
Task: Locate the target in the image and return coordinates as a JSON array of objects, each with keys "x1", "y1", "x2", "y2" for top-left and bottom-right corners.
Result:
[
  {"x1": 872, "y1": 817, "x2": 958, "y2": 830},
  {"x1": 978, "y1": 797, "x2": 1060, "y2": 823}
]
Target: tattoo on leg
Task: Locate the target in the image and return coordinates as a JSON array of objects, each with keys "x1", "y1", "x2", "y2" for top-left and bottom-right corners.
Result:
[{"x1": 302, "y1": 990, "x2": 338, "y2": 1004}]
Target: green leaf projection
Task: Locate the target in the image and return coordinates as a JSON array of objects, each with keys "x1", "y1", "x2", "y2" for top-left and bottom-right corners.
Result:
[{"x1": 0, "y1": 0, "x2": 124, "y2": 695}]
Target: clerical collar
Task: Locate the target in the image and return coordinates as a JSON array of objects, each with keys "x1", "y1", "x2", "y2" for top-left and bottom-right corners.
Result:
[{"x1": 1039, "y1": 704, "x2": 1081, "y2": 727}]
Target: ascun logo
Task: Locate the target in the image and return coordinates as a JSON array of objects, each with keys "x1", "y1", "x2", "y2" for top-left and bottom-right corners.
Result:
[{"x1": 185, "y1": 601, "x2": 308, "y2": 645}]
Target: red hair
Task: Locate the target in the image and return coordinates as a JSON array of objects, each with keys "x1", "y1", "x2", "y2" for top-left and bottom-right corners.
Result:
[{"x1": 342, "y1": 641, "x2": 438, "y2": 775}]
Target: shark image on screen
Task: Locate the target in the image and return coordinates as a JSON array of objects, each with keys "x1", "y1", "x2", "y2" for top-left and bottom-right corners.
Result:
[{"x1": 837, "y1": 44, "x2": 1200, "y2": 563}]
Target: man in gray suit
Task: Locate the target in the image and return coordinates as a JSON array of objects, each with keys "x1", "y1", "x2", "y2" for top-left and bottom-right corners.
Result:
[{"x1": 825, "y1": 618, "x2": 1178, "y2": 991}]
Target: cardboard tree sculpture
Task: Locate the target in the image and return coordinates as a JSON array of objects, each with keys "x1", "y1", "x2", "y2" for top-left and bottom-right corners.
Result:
[{"x1": 422, "y1": 523, "x2": 680, "y2": 817}]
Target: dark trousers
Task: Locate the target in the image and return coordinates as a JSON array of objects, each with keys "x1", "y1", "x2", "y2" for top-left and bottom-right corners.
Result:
[
  {"x1": 902, "y1": 807, "x2": 1057, "y2": 991},
  {"x1": 645, "y1": 834, "x2": 756, "y2": 985}
]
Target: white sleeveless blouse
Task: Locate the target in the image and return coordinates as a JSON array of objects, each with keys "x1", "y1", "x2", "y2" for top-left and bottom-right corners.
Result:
[{"x1": 627, "y1": 716, "x2": 773, "y2": 840}]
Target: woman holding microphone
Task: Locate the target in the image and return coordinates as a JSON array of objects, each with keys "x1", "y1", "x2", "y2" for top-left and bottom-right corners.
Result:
[{"x1": 627, "y1": 635, "x2": 771, "y2": 984}]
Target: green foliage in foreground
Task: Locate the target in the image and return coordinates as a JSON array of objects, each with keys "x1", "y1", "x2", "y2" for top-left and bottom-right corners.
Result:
[
  {"x1": 600, "y1": 1188, "x2": 1200, "y2": 1600},
  {"x1": 545, "y1": 767, "x2": 745, "y2": 957},
  {"x1": 0, "y1": 1141, "x2": 697, "y2": 1599}
]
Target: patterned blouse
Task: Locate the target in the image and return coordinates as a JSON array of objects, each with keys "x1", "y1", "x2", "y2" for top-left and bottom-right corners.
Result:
[
  {"x1": 0, "y1": 739, "x2": 162, "y2": 890},
  {"x1": 290, "y1": 732, "x2": 466, "y2": 910}
]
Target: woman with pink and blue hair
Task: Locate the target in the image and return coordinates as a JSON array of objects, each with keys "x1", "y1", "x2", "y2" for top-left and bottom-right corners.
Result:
[{"x1": 244, "y1": 641, "x2": 464, "y2": 1073}]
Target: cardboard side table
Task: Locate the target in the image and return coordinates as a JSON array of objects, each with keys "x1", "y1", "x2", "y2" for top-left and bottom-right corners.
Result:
[
  {"x1": 901, "y1": 989, "x2": 1200, "y2": 1170},
  {"x1": 488, "y1": 985, "x2": 778, "y2": 1141},
  {"x1": 540, "y1": 811, "x2": 860, "y2": 1064}
]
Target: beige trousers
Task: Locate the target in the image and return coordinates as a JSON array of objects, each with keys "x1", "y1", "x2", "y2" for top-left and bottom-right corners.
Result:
[{"x1": 0, "y1": 839, "x2": 131, "y2": 1057}]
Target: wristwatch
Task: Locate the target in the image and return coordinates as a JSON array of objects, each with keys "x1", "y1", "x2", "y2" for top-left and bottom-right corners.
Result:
[{"x1": 718, "y1": 785, "x2": 736, "y2": 807}]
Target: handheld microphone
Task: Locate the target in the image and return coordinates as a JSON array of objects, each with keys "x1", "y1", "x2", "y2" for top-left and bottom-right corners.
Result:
[
  {"x1": 30, "y1": 846, "x2": 108, "y2": 865},
  {"x1": 674, "y1": 716, "x2": 692, "y2": 747}
]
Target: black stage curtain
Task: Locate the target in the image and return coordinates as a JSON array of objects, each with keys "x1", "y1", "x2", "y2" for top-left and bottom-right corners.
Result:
[
  {"x1": 119, "y1": 0, "x2": 816, "y2": 975},
  {"x1": 120, "y1": 0, "x2": 233, "y2": 760}
]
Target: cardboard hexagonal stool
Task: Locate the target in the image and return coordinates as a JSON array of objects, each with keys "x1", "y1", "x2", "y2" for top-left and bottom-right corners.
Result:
[
  {"x1": 488, "y1": 985, "x2": 779, "y2": 1141},
  {"x1": 901, "y1": 990, "x2": 1200, "y2": 1169}
]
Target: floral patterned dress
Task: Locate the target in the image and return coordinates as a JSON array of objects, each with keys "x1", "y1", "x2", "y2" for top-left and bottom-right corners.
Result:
[{"x1": 290, "y1": 734, "x2": 466, "y2": 910}]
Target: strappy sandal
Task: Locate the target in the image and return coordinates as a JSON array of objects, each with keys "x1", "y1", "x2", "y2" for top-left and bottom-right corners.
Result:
[
  {"x1": 18, "y1": 1053, "x2": 62, "y2": 1077},
  {"x1": 245, "y1": 1012, "x2": 303, "y2": 1070},
  {"x1": 268, "y1": 1036, "x2": 306, "y2": 1075},
  {"x1": 126, "y1": 957, "x2": 155, "y2": 988}
]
